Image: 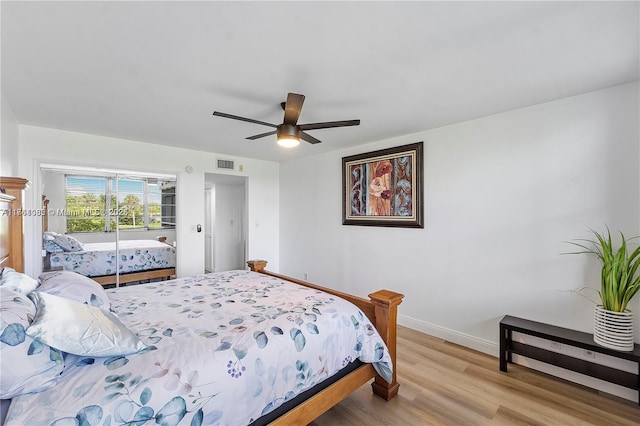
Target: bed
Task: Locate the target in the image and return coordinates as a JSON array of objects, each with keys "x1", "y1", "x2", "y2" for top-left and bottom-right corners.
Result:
[
  {"x1": 1, "y1": 180, "x2": 404, "y2": 425},
  {"x1": 44, "y1": 235, "x2": 176, "y2": 286}
]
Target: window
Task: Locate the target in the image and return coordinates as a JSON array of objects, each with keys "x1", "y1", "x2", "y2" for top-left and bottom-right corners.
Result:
[
  {"x1": 66, "y1": 176, "x2": 108, "y2": 233},
  {"x1": 65, "y1": 175, "x2": 176, "y2": 233}
]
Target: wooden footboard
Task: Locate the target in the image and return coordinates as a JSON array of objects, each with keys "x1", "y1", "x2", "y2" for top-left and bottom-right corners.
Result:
[
  {"x1": 91, "y1": 268, "x2": 176, "y2": 286},
  {"x1": 247, "y1": 260, "x2": 403, "y2": 423}
]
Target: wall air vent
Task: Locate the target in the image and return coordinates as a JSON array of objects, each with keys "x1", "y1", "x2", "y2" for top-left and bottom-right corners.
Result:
[{"x1": 216, "y1": 159, "x2": 235, "y2": 171}]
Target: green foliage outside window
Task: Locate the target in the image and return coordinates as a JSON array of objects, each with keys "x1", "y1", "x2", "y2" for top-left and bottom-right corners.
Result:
[
  {"x1": 65, "y1": 176, "x2": 175, "y2": 233},
  {"x1": 66, "y1": 193, "x2": 108, "y2": 233}
]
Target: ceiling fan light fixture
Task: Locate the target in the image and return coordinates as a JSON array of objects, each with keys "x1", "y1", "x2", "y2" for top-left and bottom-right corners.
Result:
[
  {"x1": 276, "y1": 124, "x2": 300, "y2": 148},
  {"x1": 277, "y1": 136, "x2": 300, "y2": 148}
]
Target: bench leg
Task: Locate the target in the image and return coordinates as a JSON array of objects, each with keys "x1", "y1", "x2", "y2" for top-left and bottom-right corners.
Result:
[{"x1": 499, "y1": 324, "x2": 508, "y2": 372}]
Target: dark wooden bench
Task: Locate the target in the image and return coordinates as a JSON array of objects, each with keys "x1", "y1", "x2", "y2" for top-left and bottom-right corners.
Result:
[{"x1": 499, "y1": 315, "x2": 640, "y2": 405}]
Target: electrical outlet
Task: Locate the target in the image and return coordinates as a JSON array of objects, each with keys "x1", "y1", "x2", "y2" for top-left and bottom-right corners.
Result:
[
  {"x1": 304, "y1": 272, "x2": 309, "y2": 280},
  {"x1": 550, "y1": 342, "x2": 562, "y2": 350},
  {"x1": 583, "y1": 349, "x2": 596, "y2": 359}
]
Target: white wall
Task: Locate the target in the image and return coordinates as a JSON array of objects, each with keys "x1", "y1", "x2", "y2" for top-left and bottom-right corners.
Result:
[
  {"x1": 17, "y1": 125, "x2": 280, "y2": 278},
  {"x1": 280, "y1": 82, "x2": 640, "y2": 351},
  {"x1": 1, "y1": 93, "x2": 19, "y2": 176}
]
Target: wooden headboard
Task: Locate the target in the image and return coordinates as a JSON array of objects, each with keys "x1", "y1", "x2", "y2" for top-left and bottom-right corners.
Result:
[
  {"x1": 0, "y1": 177, "x2": 30, "y2": 272},
  {"x1": 0, "y1": 192, "x2": 16, "y2": 271}
]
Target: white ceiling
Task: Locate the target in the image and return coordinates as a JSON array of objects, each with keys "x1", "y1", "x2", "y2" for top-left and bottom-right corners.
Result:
[{"x1": 2, "y1": 1, "x2": 638, "y2": 163}]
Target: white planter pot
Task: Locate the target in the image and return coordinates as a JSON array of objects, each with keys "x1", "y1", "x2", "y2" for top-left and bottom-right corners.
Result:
[{"x1": 593, "y1": 305, "x2": 634, "y2": 351}]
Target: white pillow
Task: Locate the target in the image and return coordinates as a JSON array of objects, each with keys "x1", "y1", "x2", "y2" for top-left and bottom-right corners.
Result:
[
  {"x1": 43, "y1": 231, "x2": 59, "y2": 241},
  {"x1": 0, "y1": 287, "x2": 65, "y2": 398},
  {"x1": 0, "y1": 267, "x2": 39, "y2": 294},
  {"x1": 38, "y1": 270, "x2": 110, "y2": 311},
  {"x1": 27, "y1": 292, "x2": 146, "y2": 357},
  {"x1": 52, "y1": 234, "x2": 84, "y2": 252}
]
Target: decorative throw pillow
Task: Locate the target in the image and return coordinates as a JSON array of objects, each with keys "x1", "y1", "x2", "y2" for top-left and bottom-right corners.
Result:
[
  {"x1": 38, "y1": 270, "x2": 110, "y2": 311},
  {"x1": 43, "y1": 240, "x2": 65, "y2": 253},
  {"x1": 0, "y1": 287, "x2": 65, "y2": 399},
  {"x1": 0, "y1": 267, "x2": 39, "y2": 294},
  {"x1": 27, "y1": 292, "x2": 146, "y2": 357},
  {"x1": 43, "y1": 231, "x2": 59, "y2": 241},
  {"x1": 52, "y1": 234, "x2": 84, "y2": 252}
]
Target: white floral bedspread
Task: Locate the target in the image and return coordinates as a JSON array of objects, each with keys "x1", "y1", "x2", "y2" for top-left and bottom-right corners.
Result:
[
  {"x1": 49, "y1": 240, "x2": 175, "y2": 277},
  {"x1": 6, "y1": 270, "x2": 392, "y2": 426}
]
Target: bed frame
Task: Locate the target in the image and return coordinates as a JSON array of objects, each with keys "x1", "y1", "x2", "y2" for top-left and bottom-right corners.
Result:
[
  {"x1": 247, "y1": 260, "x2": 403, "y2": 424},
  {"x1": 42, "y1": 196, "x2": 175, "y2": 286},
  {"x1": 90, "y1": 268, "x2": 176, "y2": 286},
  {"x1": 2, "y1": 185, "x2": 404, "y2": 424}
]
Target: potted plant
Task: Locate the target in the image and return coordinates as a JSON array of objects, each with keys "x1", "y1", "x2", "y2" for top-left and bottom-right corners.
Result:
[{"x1": 568, "y1": 227, "x2": 640, "y2": 351}]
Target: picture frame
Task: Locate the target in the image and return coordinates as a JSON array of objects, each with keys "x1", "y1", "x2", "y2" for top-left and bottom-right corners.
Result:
[{"x1": 342, "y1": 142, "x2": 424, "y2": 228}]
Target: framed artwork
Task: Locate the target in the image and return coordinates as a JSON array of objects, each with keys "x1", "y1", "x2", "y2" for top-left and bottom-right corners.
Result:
[{"x1": 342, "y1": 142, "x2": 423, "y2": 228}]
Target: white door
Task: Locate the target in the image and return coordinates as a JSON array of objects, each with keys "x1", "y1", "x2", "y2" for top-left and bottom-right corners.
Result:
[
  {"x1": 204, "y1": 187, "x2": 214, "y2": 273},
  {"x1": 214, "y1": 184, "x2": 245, "y2": 271}
]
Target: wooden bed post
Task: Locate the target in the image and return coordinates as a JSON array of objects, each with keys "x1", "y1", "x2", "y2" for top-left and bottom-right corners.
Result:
[
  {"x1": 369, "y1": 289, "x2": 403, "y2": 400},
  {"x1": 247, "y1": 259, "x2": 267, "y2": 272},
  {"x1": 42, "y1": 195, "x2": 50, "y2": 233}
]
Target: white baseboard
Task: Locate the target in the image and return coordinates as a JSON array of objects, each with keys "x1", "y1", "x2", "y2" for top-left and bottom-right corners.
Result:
[{"x1": 398, "y1": 314, "x2": 498, "y2": 357}]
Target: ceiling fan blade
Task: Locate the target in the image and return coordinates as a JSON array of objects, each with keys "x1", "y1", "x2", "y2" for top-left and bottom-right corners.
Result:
[
  {"x1": 246, "y1": 130, "x2": 277, "y2": 140},
  {"x1": 299, "y1": 131, "x2": 322, "y2": 145},
  {"x1": 283, "y1": 93, "x2": 305, "y2": 125},
  {"x1": 213, "y1": 111, "x2": 277, "y2": 128},
  {"x1": 299, "y1": 119, "x2": 360, "y2": 131}
]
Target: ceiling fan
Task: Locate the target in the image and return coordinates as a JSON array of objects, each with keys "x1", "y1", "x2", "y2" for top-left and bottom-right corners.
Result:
[{"x1": 213, "y1": 93, "x2": 360, "y2": 148}]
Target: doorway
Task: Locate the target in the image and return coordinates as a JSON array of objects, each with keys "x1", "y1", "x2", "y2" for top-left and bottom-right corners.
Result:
[{"x1": 204, "y1": 173, "x2": 247, "y2": 273}]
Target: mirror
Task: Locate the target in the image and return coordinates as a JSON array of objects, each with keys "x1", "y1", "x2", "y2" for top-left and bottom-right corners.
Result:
[{"x1": 40, "y1": 165, "x2": 177, "y2": 288}]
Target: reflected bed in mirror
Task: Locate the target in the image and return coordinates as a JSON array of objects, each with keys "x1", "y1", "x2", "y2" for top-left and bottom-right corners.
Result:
[{"x1": 43, "y1": 231, "x2": 176, "y2": 286}]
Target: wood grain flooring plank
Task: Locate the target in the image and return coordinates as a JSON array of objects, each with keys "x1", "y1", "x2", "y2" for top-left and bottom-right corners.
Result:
[{"x1": 311, "y1": 326, "x2": 639, "y2": 425}]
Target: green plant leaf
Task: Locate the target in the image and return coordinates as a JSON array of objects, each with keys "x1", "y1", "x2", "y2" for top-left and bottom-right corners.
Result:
[{"x1": 567, "y1": 227, "x2": 640, "y2": 312}]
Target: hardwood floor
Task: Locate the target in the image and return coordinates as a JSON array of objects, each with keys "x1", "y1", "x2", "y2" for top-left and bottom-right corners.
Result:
[{"x1": 311, "y1": 326, "x2": 639, "y2": 425}]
